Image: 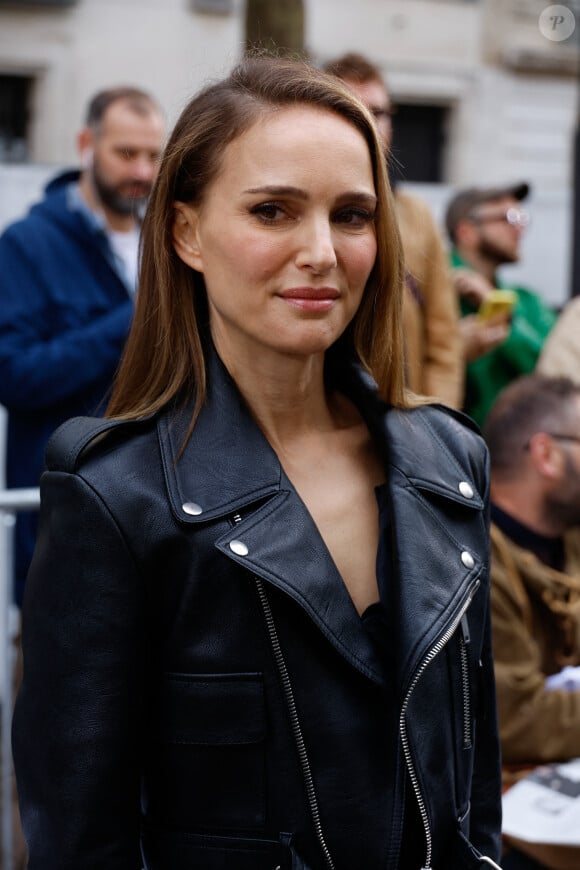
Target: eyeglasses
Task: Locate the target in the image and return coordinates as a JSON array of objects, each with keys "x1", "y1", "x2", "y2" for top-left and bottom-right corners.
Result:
[
  {"x1": 547, "y1": 433, "x2": 580, "y2": 445},
  {"x1": 470, "y1": 207, "x2": 530, "y2": 229},
  {"x1": 524, "y1": 433, "x2": 580, "y2": 450}
]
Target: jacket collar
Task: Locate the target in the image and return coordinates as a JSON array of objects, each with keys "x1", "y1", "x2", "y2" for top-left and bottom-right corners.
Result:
[{"x1": 158, "y1": 349, "x2": 485, "y2": 688}]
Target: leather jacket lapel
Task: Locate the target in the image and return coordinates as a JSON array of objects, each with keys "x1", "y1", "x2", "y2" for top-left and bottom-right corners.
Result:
[
  {"x1": 158, "y1": 350, "x2": 486, "y2": 693},
  {"x1": 214, "y1": 482, "x2": 386, "y2": 686},
  {"x1": 158, "y1": 351, "x2": 386, "y2": 686}
]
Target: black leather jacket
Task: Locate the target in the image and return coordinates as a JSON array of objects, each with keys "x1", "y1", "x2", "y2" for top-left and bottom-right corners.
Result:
[{"x1": 13, "y1": 352, "x2": 502, "y2": 870}]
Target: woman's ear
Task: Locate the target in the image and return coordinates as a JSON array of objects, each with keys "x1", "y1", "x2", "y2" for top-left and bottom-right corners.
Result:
[{"x1": 172, "y1": 202, "x2": 203, "y2": 272}]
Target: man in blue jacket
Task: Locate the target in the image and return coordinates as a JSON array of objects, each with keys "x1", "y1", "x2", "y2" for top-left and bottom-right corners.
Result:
[{"x1": 0, "y1": 86, "x2": 165, "y2": 606}]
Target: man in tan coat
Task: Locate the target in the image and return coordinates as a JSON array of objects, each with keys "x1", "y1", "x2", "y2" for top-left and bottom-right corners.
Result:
[
  {"x1": 483, "y1": 374, "x2": 580, "y2": 784},
  {"x1": 324, "y1": 53, "x2": 463, "y2": 408}
]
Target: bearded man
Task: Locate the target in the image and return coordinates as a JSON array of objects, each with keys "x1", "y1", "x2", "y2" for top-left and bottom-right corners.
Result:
[
  {"x1": 484, "y1": 374, "x2": 580, "y2": 868},
  {"x1": 0, "y1": 86, "x2": 165, "y2": 606},
  {"x1": 445, "y1": 184, "x2": 556, "y2": 427}
]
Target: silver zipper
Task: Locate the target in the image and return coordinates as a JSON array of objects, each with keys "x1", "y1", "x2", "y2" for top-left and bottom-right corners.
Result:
[
  {"x1": 480, "y1": 858, "x2": 503, "y2": 869},
  {"x1": 399, "y1": 578, "x2": 480, "y2": 870},
  {"x1": 460, "y1": 614, "x2": 472, "y2": 750},
  {"x1": 255, "y1": 577, "x2": 335, "y2": 870}
]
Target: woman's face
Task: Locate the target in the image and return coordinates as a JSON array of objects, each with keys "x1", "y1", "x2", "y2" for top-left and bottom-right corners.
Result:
[{"x1": 173, "y1": 105, "x2": 377, "y2": 366}]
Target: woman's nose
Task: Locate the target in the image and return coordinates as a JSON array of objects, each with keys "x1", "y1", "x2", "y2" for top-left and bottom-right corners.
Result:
[{"x1": 295, "y1": 218, "x2": 338, "y2": 273}]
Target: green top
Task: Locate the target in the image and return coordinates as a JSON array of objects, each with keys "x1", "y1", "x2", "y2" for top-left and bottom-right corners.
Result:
[{"x1": 451, "y1": 249, "x2": 557, "y2": 428}]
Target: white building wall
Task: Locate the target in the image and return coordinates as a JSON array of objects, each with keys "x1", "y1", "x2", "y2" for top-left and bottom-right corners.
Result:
[
  {"x1": 0, "y1": 0, "x2": 245, "y2": 165},
  {"x1": 309, "y1": 0, "x2": 482, "y2": 71}
]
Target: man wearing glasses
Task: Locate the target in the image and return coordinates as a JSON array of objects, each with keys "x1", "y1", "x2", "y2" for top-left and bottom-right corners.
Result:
[
  {"x1": 483, "y1": 373, "x2": 580, "y2": 868},
  {"x1": 445, "y1": 183, "x2": 557, "y2": 427}
]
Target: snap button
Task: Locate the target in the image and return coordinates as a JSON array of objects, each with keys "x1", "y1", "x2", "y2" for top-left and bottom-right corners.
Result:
[
  {"x1": 182, "y1": 501, "x2": 203, "y2": 516},
  {"x1": 459, "y1": 481, "x2": 474, "y2": 499},
  {"x1": 230, "y1": 540, "x2": 249, "y2": 556},
  {"x1": 461, "y1": 551, "x2": 475, "y2": 569}
]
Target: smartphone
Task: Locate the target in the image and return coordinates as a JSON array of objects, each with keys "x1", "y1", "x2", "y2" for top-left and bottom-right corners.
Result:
[{"x1": 478, "y1": 289, "x2": 517, "y2": 321}]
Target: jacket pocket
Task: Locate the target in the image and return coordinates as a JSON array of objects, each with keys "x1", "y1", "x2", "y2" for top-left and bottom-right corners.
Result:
[
  {"x1": 141, "y1": 827, "x2": 291, "y2": 870},
  {"x1": 146, "y1": 672, "x2": 267, "y2": 832},
  {"x1": 158, "y1": 671, "x2": 266, "y2": 745}
]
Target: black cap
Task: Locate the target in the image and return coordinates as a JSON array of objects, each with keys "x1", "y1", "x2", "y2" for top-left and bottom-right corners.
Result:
[{"x1": 445, "y1": 182, "x2": 530, "y2": 241}]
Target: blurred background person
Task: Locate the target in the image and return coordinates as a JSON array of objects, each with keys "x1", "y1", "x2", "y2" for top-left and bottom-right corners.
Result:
[
  {"x1": 483, "y1": 374, "x2": 580, "y2": 868},
  {"x1": 0, "y1": 86, "x2": 165, "y2": 609},
  {"x1": 446, "y1": 184, "x2": 557, "y2": 428},
  {"x1": 324, "y1": 52, "x2": 464, "y2": 409},
  {"x1": 0, "y1": 86, "x2": 164, "y2": 867},
  {"x1": 536, "y1": 294, "x2": 580, "y2": 384}
]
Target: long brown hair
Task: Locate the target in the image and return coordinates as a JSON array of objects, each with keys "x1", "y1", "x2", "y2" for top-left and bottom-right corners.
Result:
[{"x1": 107, "y1": 55, "x2": 410, "y2": 424}]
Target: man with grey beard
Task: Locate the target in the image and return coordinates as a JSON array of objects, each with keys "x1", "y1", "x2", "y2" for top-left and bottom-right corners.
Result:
[
  {"x1": 484, "y1": 374, "x2": 580, "y2": 868},
  {"x1": 0, "y1": 86, "x2": 165, "y2": 609},
  {"x1": 484, "y1": 374, "x2": 580, "y2": 771}
]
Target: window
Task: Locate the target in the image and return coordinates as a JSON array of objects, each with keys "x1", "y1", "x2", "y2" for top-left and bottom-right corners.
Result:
[
  {"x1": 389, "y1": 103, "x2": 449, "y2": 183},
  {"x1": 0, "y1": 75, "x2": 33, "y2": 163}
]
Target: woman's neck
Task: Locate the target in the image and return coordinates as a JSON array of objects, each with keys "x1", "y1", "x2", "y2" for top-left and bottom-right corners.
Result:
[{"x1": 215, "y1": 340, "x2": 350, "y2": 450}]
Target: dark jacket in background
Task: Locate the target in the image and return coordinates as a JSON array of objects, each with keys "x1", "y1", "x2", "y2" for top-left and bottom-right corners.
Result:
[
  {"x1": 13, "y1": 351, "x2": 502, "y2": 870},
  {"x1": 0, "y1": 170, "x2": 133, "y2": 604}
]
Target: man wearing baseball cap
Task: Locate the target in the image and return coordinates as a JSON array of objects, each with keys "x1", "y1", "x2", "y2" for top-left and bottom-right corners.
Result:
[{"x1": 446, "y1": 182, "x2": 557, "y2": 427}]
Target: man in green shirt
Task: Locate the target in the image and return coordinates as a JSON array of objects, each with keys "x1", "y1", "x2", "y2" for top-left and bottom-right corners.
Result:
[{"x1": 445, "y1": 183, "x2": 556, "y2": 427}]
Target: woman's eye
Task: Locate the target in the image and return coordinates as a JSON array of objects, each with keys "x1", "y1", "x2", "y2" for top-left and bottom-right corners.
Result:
[
  {"x1": 249, "y1": 202, "x2": 286, "y2": 223},
  {"x1": 334, "y1": 208, "x2": 375, "y2": 228}
]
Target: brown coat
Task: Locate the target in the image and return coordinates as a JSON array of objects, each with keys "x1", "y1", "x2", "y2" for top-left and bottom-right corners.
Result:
[
  {"x1": 490, "y1": 522, "x2": 580, "y2": 776},
  {"x1": 537, "y1": 295, "x2": 580, "y2": 384},
  {"x1": 396, "y1": 189, "x2": 463, "y2": 409}
]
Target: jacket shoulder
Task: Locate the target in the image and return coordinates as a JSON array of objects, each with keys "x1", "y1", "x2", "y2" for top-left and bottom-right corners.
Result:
[
  {"x1": 0, "y1": 185, "x2": 68, "y2": 249},
  {"x1": 390, "y1": 400, "x2": 483, "y2": 441},
  {"x1": 423, "y1": 401, "x2": 482, "y2": 436},
  {"x1": 407, "y1": 401, "x2": 486, "y2": 458},
  {"x1": 45, "y1": 414, "x2": 156, "y2": 474},
  {"x1": 383, "y1": 401, "x2": 489, "y2": 498}
]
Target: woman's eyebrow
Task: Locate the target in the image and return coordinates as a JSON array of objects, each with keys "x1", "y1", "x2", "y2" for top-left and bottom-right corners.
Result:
[
  {"x1": 243, "y1": 186, "x2": 377, "y2": 207},
  {"x1": 335, "y1": 192, "x2": 378, "y2": 207},
  {"x1": 243, "y1": 185, "x2": 308, "y2": 198}
]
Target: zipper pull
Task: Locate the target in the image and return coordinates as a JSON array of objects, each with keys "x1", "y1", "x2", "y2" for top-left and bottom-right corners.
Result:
[{"x1": 460, "y1": 613, "x2": 471, "y2": 645}]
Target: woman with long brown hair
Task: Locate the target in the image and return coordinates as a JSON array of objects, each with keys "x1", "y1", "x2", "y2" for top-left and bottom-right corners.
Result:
[{"x1": 14, "y1": 56, "x2": 501, "y2": 869}]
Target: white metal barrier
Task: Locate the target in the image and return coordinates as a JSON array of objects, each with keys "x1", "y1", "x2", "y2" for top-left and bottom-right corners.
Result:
[{"x1": 1, "y1": 489, "x2": 40, "y2": 870}]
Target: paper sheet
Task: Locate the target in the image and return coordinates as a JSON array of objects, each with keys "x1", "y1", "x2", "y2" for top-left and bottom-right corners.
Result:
[{"x1": 502, "y1": 759, "x2": 580, "y2": 846}]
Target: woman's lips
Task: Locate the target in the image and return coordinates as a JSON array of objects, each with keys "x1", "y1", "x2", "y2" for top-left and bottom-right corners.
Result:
[{"x1": 279, "y1": 287, "x2": 339, "y2": 311}]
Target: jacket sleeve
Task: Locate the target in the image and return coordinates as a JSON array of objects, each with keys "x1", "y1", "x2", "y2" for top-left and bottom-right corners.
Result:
[
  {"x1": 12, "y1": 470, "x2": 145, "y2": 869},
  {"x1": 490, "y1": 532, "x2": 580, "y2": 764},
  {"x1": 0, "y1": 227, "x2": 133, "y2": 412}
]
